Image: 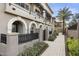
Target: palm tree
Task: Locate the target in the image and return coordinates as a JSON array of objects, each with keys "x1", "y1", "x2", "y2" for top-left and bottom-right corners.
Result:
[{"x1": 57, "y1": 7, "x2": 72, "y2": 34}]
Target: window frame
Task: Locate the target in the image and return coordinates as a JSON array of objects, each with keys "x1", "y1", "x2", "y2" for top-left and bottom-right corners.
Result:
[{"x1": 15, "y1": 3, "x2": 30, "y2": 11}]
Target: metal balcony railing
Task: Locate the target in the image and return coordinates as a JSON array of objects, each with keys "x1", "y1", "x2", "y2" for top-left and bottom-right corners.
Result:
[{"x1": 13, "y1": 3, "x2": 44, "y2": 19}]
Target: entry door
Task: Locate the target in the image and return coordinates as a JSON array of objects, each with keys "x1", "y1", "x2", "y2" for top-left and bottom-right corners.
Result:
[{"x1": 43, "y1": 30, "x2": 46, "y2": 41}]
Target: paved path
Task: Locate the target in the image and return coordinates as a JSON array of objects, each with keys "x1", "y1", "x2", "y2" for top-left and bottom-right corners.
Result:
[{"x1": 41, "y1": 33, "x2": 65, "y2": 56}]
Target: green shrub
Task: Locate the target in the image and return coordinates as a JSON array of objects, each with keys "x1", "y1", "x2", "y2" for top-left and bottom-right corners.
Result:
[
  {"x1": 48, "y1": 35, "x2": 56, "y2": 41},
  {"x1": 19, "y1": 42, "x2": 48, "y2": 56},
  {"x1": 55, "y1": 30, "x2": 60, "y2": 35},
  {"x1": 54, "y1": 30, "x2": 58, "y2": 36},
  {"x1": 48, "y1": 32, "x2": 57, "y2": 41},
  {"x1": 66, "y1": 38, "x2": 79, "y2": 56},
  {"x1": 70, "y1": 36, "x2": 74, "y2": 39}
]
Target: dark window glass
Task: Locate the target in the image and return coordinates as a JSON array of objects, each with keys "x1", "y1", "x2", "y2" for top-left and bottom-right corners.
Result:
[
  {"x1": 12, "y1": 22, "x2": 18, "y2": 32},
  {"x1": 25, "y1": 4, "x2": 29, "y2": 10},
  {"x1": 15, "y1": 3, "x2": 29, "y2": 10},
  {"x1": 20, "y1": 3, "x2": 25, "y2": 8}
]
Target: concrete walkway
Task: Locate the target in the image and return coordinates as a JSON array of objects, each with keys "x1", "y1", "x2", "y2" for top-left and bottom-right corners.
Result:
[{"x1": 41, "y1": 33, "x2": 65, "y2": 56}]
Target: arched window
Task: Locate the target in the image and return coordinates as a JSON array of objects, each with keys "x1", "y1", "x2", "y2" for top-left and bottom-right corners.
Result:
[
  {"x1": 29, "y1": 21, "x2": 37, "y2": 33},
  {"x1": 39, "y1": 25, "x2": 42, "y2": 28},
  {"x1": 38, "y1": 24, "x2": 43, "y2": 29},
  {"x1": 8, "y1": 17, "x2": 27, "y2": 34},
  {"x1": 30, "y1": 23, "x2": 36, "y2": 33},
  {"x1": 12, "y1": 21, "x2": 23, "y2": 33}
]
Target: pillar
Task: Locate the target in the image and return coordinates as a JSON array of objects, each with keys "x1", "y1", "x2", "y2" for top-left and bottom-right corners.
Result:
[
  {"x1": 43, "y1": 10, "x2": 46, "y2": 18},
  {"x1": 39, "y1": 28, "x2": 43, "y2": 42},
  {"x1": 45, "y1": 28, "x2": 49, "y2": 41},
  {"x1": 6, "y1": 34, "x2": 18, "y2": 56}
]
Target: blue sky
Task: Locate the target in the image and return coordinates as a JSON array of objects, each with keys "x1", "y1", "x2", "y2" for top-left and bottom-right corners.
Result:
[{"x1": 48, "y1": 3, "x2": 79, "y2": 16}]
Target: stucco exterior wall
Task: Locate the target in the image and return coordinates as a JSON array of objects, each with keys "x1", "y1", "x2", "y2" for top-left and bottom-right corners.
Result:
[
  {"x1": 68, "y1": 30, "x2": 78, "y2": 39},
  {"x1": 0, "y1": 3, "x2": 52, "y2": 34},
  {"x1": 0, "y1": 3, "x2": 54, "y2": 56},
  {"x1": 0, "y1": 3, "x2": 15, "y2": 34},
  {"x1": 0, "y1": 34, "x2": 39, "y2": 56}
]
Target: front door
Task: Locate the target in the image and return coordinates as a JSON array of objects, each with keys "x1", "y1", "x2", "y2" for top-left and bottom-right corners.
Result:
[{"x1": 43, "y1": 30, "x2": 46, "y2": 41}]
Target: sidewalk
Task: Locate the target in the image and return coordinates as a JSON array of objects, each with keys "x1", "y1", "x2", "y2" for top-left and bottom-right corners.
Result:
[{"x1": 41, "y1": 33, "x2": 65, "y2": 56}]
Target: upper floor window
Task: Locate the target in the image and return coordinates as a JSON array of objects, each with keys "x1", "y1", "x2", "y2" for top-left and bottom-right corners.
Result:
[
  {"x1": 35, "y1": 9, "x2": 40, "y2": 16},
  {"x1": 15, "y1": 3, "x2": 29, "y2": 10}
]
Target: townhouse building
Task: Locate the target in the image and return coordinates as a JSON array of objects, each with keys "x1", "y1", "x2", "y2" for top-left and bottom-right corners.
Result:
[{"x1": 0, "y1": 3, "x2": 54, "y2": 56}]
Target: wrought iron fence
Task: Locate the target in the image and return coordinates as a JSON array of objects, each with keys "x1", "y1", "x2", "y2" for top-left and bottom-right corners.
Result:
[
  {"x1": 18, "y1": 33, "x2": 39, "y2": 44},
  {"x1": 0, "y1": 34, "x2": 7, "y2": 44}
]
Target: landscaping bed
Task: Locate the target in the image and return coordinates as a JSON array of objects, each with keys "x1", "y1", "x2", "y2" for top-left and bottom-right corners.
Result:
[
  {"x1": 18, "y1": 42, "x2": 48, "y2": 56},
  {"x1": 48, "y1": 31, "x2": 58, "y2": 41},
  {"x1": 66, "y1": 37, "x2": 79, "y2": 56}
]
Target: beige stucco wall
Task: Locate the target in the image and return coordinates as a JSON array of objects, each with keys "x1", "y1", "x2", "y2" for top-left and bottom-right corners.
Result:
[
  {"x1": 0, "y1": 3, "x2": 15, "y2": 34},
  {"x1": 0, "y1": 4, "x2": 42, "y2": 34},
  {"x1": 68, "y1": 30, "x2": 78, "y2": 39},
  {"x1": 0, "y1": 33, "x2": 39, "y2": 56},
  {"x1": 0, "y1": 3, "x2": 53, "y2": 34},
  {"x1": 0, "y1": 43, "x2": 7, "y2": 56},
  {"x1": 0, "y1": 29, "x2": 45, "y2": 56},
  {"x1": 0, "y1": 3, "x2": 53, "y2": 56}
]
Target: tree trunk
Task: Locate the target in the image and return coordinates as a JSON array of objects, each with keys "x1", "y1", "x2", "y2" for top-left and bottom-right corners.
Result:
[{"x1": 63, "y1": 18, "x2": 65, "y2": 35}]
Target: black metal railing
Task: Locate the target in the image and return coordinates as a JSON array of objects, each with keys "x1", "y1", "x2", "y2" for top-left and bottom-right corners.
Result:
[
  {"x1": 18, "y1": 33, "x2": 39, "y2": 44},
  {"x1": 0, "y1": 34, "x2": 7, "y2": 44}
]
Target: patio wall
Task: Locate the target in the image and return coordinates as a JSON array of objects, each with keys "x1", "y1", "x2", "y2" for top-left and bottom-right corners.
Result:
[
  {"x1": 67, "y1": 30, "x2": 78, "y2": 39},
  {"x1": 0, "y1": 29, "x2": 49, "y2": 56},
  {"x1": 0, "y1": 33, "x2": 39, "y2": 56}
]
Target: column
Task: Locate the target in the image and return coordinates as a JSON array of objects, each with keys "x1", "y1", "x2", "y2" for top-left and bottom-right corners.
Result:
[
  {"x1": 43, "y1": 10, "x2": 46, "y2": 19},
  {"x1": 51, "y1": 17, "x2": 53, "y2": 23},
  {"x1": 43, "y1": 10, "x2": 46, "y2": 30},
  {"x1": 39, "y1": 28, "x2": 43, "y2": 42},
  {"x1": 6, "y1": 34, "x2": 18, "y2": 56},
  {"x1": 45, "y1": 27, "x2": 49, "y2": 41}
]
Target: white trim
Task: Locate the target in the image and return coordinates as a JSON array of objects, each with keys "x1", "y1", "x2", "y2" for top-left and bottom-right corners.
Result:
[
  {"x1": 8, "y1": 17, "x2": 27, "y2": 34},
  {"x1": 29, "y1": 21, "x2": 37, "y2": 33}
]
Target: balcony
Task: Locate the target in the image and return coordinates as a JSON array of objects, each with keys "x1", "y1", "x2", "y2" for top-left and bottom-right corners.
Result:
[{"x1": 5, "y1": 3, "x2": 44, "y2": 23}]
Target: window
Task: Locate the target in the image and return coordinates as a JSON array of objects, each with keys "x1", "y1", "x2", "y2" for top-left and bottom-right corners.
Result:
[
  {"x1": 30, "y1": 24, "x2": 36, "y2": 33},
  {"x1": 12, "y1": 21, "x2": 23, "y2": 33},
  {"x1": 25, "y1": 4, "x2": 29, "y2": 10},
  {"x1": 12, "y1": 21, "x2": 19, "y2": 32},
  {"x1": 15, "y1": 3, "x2": 29, "y2": 10},
  {"x1": 35, "y1": 9, "x2": 41, "y2": 17},
  {"x1": 20, "y1": 3, "x2": 25, "y2": 8}
]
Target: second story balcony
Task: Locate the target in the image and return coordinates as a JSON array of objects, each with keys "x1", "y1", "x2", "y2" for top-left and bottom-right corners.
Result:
[{"x1": 5, "y1": 3, "x2": 45, "y2": 23}]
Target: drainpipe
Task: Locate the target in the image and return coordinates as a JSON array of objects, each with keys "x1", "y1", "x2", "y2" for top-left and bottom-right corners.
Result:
[
  {"x1": 43, "y1": 10, "x2": 46, "y2": 29},
  {"x1": 43, "y1": 10, "x2": 47, "y2": 40}
]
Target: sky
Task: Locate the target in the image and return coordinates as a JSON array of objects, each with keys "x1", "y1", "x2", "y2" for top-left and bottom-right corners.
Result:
[
  {"x1": 48, "y1": 3, "x2": 79, "y2": 23},
  {"x1": 48, "y1": 3, "x2": 79, "y2": 16}
]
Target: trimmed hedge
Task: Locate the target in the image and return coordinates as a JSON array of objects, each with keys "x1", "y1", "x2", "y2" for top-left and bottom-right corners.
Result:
[
  {"x1": 66, "y1": 38, "x2": 79, "y2": 56},
  {"x1": 18, "y1": 42, "x2": 48, "y2": 56}
]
